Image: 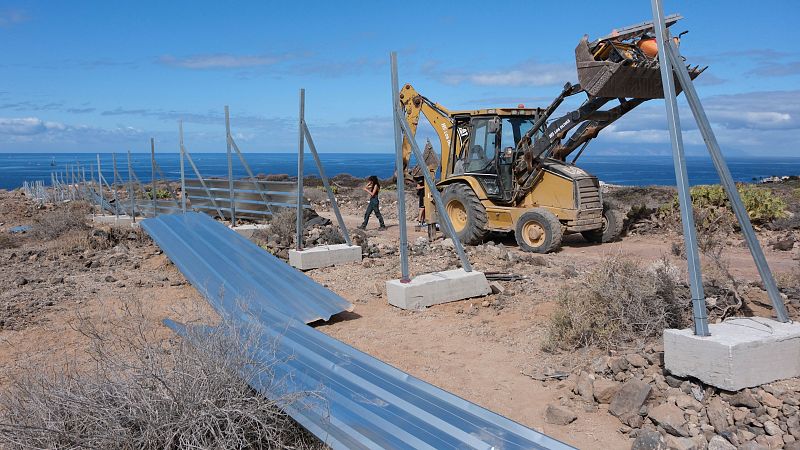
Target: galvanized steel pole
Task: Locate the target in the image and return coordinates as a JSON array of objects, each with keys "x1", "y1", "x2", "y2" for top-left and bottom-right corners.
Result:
[
  {"x1": 127, "y1": 150, "x2": 136, "y2": 223},
  {"x1": 179, "y1": 121, "x2": 187, "y2": 213},
  {"x1": 150, "y1": 138, "x2": 157, "y2": 217},
  {"x1": 302, "y1": 122, "x2": 352, "y2": 246},
  {"x1": 296, "y1": 89, "x2": 305, "y2": 251},
  {"x1": 666, "y1": 40, "x2": 789, "y2": 322},
  {"x1": 225, "y1": 106, "x2": 236, "y2": 226},
  {"x1": 111, "y1": 153, "x2": 120, "y2": 220},
  {"x1": 396, "y1": 106, "x2": 473, "y2": 273},
  {"x1": 652, "y1": 0, "x2": 708, "y2": 336},
  {"x1": 391, "y1": 52, "x2": 410, "y2": 282}
]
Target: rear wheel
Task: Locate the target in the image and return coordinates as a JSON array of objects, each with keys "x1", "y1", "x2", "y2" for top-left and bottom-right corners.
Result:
[
  {"x1": 515, "y1": 208, "x2": 563, "y2": 253},
  {"x1": 582, "y1": 204, "x2": 622, "y2": 243},
  {"x1": 441, "y1": 183, "x2": 488, "y2": 245}
]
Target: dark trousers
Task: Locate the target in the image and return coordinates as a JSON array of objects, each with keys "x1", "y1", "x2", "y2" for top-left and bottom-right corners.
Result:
[{"x1": 362, "y1": 197, "x2": 384, "y2": 227}]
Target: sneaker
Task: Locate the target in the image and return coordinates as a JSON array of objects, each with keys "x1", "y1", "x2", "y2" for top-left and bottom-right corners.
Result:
[{"x1": 378, "y1": 226, "x2": 387, "y2": 230}]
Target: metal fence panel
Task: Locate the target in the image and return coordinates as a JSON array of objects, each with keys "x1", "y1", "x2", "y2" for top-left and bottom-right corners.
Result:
[{"x1": 140, "y1": 212, "x2": 353, "y2": 324}]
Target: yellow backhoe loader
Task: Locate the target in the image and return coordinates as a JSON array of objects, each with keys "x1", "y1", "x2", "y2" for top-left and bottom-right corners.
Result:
[{"x1": 399, "y1": 15, "x2": 703, "y2": 253}]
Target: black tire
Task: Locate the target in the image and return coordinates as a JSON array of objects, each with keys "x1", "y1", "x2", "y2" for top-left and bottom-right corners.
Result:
[
  {"x1": 441, "y1": 183, "x2": 488, "y2": 245},
  {"x1": 514, "y1": 208, "x2": 563, "y2": 253},
  {"x1": 582, "y1": 205, "x2": 622, "y2": 243}
]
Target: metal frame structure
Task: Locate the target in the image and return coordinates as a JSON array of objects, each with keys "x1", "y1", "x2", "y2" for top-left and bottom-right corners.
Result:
[
  {"x1": 295, "y1": 89, "x2": 353, "y2": 250},
  {"x1": 390, "y1": 52, "x2": 473, "y2": 276},
  {"x1": 651, "y1": 0, "x2": 789, "y2": 334}
]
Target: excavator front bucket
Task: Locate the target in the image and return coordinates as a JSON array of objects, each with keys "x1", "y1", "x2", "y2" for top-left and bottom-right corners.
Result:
[{"x1": 575, "y1": 15, "x2": 704, "y2": 99}]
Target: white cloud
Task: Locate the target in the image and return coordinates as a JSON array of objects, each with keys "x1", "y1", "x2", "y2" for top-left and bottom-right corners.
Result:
[
  {"x1": 158, "y1": 54, "x2": 285, "y2": 69},
  {"x1": 432, "y1": 60, "x2": 576, "y2": 87},
  {"x1": 0, "y1": 117, "x2": 65, "y2": 135}
]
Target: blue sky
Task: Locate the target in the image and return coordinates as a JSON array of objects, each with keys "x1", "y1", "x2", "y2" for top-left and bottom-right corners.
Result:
[{"x1": 1, "y1": 1, "x2": 799, "y2": 156}]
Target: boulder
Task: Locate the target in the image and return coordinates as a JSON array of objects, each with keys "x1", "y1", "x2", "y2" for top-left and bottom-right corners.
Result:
[
  {"x1": 648, "y1": 403, "x2": 689, "y2": 437},
  {"x1": 631, "y1": 429, "x2": 667, "y2": 450},
  {"x1": 609, "y1": 379, "x2": 651, "y2": 419},
  {"x1": 706, "y1": 397, "x2": 729, "y2": 433},
  {"x1": 723, "y1": 390, "x2": 760, "y2": 409},
  {"x1": 594, "y1": 378, "x2": 620, "y2": 404},
  {"x1": 625, "y1": 353, "x2": 649, "y2": 368},
  {"x1": 707, "y1": 435, "x2": 736, "y2": 450},
  {"x1": 759, "y1": 391, "x2": 783, "y2": 409},
  {"x1": 544, "y1": 404, "x2": 577, "y2": 425},
  {"x1": 575, "y1": 371, "x2": 594, "y2": 403}
]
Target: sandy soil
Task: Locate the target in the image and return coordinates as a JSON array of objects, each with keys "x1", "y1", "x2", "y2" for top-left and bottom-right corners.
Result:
[{"x1": 1, "y1": 186, "x2": 798, "y2": 449}]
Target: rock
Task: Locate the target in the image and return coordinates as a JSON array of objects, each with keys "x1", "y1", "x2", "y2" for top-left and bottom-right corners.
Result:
[
  {"x1": 707, "y1": 435, "x2": 736, "y2": 450},
  {"x1": 707, "y1": 397, "x2": 729, "y2": 433},
  {"x1": 773, "y1": 238, "x2": 794, "y2": 251},
  {"x1": 574, "y1": 371, "x2": 594, "y2": 403},
  {"x1": 50, "y1": 276, "x2": 64, "y2": 284},
  {"x1": 544, "y1": 404, "x2": 576, "y2": 425},
  {"x1": 631, "y1": 429, "x2": 667, "y2": 450},
  {"x1": 786, "y1": 440, "x2": 800, "y2": 450},
  {"x1": 609, "y1": 379, "x2": 651, "y2": 419},
  {"x1": 723, "y1": 390, "x2": 760, "y2": 409},
  {"x1": 489, "y1": 281, "x2": 505, "y2": 295},
  {"x1": 665, "y1": 435, "x2": 698, "y2": 450},
  {"x1": 649, "y1": 403, "x2": 689, "y2": 437},
  {"x1": 759, "y1": 391, "x2": 783, "y2": 409},
  {"x1": 591, "y1": 356, "x2": 609, "y2": 374},
  {"x1": 104, "y1": 275, "x2": 117, "y2": 283},
  {"x1": 665, "y1": 375, "x2": 684, "y2": 388},
  {"x1": 675, "y1": 393, "x2": 703, "y2": 412},
  {"x1": 739, "y1": 442, "x2": 768, "y2": 450},
  {"x1": 14, "y1": 277, "x2": 28, "y2": 287},
  {"x1": 625, "y1": 353, "x2": 649, "y2": 368},
  {"x1": 608, "y1": 356, "x2": 630, "y2": 374},
  {"x1": 764, "y1": 421, "x2": 781, "y2": 436},
  {"x1": 594, "y1": 378, "x2": 620, "y2": 404},
  {"x1": 441, "y1": 238, "x2": 455, "y2": 249}
]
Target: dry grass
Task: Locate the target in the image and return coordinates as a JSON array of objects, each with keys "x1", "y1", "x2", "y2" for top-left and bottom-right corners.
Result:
[
  {"x1": 544, "y1": 254, "x2": 687, "y2": 352},
  {"x1": 0, "y1": 301, "x2": 322, "y2": 449},
  {"x1": 269, "y1": 208, "x2": 298, "y2": 247},
  {"x1": 30, "y1": 201, "x2": 91, "y2": 241}
]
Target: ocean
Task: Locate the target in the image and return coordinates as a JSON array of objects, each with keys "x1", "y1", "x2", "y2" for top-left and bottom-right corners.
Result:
[{"x1": 1, "y1": 152, "x2": 799, "y2": 191}]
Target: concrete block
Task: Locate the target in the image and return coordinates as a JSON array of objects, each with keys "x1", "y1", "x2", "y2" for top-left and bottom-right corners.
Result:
[
  {"x1": 386, "y1": 269, "x2": 491, "y2": 310},
  {"x1": 664, "y1": 317, "x2": 800, "y2": 391},
  {"x1": 289, "y1": 244, "x2": 362, "y2": 270},
  {"x1": 231, "y1": 224, "x2": 269, "y2": 239},
  {"x1": 91, "y1": 214, "x2": 138, "y2": 228}
]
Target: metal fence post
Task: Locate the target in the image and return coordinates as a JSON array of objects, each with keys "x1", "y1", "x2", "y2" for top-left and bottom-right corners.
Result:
[
  {"x1": 179, "y1": 120, "x2": 187, "y2": 213},
  {"x1": 111, "y1": 153, "x2": 120, "y2": 220},
  {"x1": 651, "y1": 0, "x2": 709, "y2": 336},
  {"x1": 225, "y1": 106, "x2": 236, "y2": 226},
  {"x1": 296, "y1": 89, "x2": 305, "y2": 251},
  {"x1": 302, "y1": 121, "x2": 352, "y2": 246},
  {"x1": 666, "y1": 39, "x2": 789, "y2": 322},
  {"x1": 150, "y1": 138, "x2": 157, "y2": 217},
  {"x1": 128, "y1": 150, "x2": 136, "y2": 223},
  {"x1": 390, "y1": 53, "x2": 411, "y2": 282}
]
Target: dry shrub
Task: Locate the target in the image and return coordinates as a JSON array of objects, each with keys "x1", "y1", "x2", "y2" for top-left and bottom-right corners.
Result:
[
  {"x1": 545, "y1": 255, "x2": 687, "y2": 352},
  {"x1": 30, "y1": 201, "x2": 90, "y2": 241},
  {"x1": 0, "y1": 301, "x2": 322, "y2": 449},
  {"x1": 269, "y1": 208, "x2": 298, "y2": 247}
]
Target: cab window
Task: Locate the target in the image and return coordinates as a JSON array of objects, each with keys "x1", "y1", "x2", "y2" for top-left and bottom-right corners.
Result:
[{"x1": 465, "y1": 118, "x2": 497, "y2": 173}]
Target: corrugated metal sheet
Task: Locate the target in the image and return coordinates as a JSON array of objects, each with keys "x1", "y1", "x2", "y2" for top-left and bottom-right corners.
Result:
[
  {"x1": 165, "y1": 306, "x2": 574, "y2": 450},
  {"x1": 141, "y1": 212, "x2": 352, "y2": 323}
]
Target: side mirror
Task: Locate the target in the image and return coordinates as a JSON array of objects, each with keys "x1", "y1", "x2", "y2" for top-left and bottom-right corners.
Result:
[{"x1": 487, "y1": 116, "x2": 501, "y2": 134}]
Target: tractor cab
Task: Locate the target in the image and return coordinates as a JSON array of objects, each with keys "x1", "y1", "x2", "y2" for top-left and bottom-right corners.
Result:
[{"x1": 449, "y1": 108, "x2": 543, "y2": 204}]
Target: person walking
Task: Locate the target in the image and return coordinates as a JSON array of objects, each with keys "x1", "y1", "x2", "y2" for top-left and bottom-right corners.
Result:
[{"x1": 358, "y1": 175, "x2": 385, "y2": 230}]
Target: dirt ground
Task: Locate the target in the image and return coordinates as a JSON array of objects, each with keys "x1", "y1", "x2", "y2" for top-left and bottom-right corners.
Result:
[{"x1": 1, "y1": 183, "x2": 799, "y2": 449}]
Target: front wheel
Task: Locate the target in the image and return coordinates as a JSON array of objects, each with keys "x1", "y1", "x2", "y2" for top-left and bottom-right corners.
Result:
[
  {"x1": 514, "y1": 208, "x2": 563, "y2": 253},
  {"x1": 582, "y1": 205, "x2": 622, "y2": 243}
]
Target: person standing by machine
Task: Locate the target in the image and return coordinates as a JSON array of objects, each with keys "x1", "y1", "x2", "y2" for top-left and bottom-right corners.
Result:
[
  {"x1": 415, "y1": 176, "x2": 426, "y2": 228},
  {"x1": 358, "y1": 175, "x2": 386, "y2": 230}
]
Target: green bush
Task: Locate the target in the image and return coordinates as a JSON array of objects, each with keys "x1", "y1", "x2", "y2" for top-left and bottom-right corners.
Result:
[
  {"x1": 145, "y1": 188, "x2": 172, "y2": 200},
  {"x1": 663, "y1": 184, "x2": 787, "y2": 226}
]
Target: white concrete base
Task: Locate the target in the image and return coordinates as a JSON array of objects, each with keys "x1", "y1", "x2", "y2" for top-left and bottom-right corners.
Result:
[
  {"x1": 664, "y1": 317, "x2": 800, "y2": 391},
  {"x1": 288, "y1": 244, "x2": 362, "y2": 270},
  {"x1": 91, "y1": 214, "x2": 139, "y2": 228},
  {"x1": 232, "y1": 224, "x2": 270, "y2": 239},
  {"x1": 386, "y1": 269, "x2": 491, "y2": 310}
]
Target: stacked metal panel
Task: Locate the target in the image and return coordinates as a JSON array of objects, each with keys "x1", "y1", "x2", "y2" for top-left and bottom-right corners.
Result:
[
  {"x1": 141, "y1": 212, "x2": 353, "y2": 323},
  {"x1": 143, "y1": 213, "x2": 572, "y2": 450}
]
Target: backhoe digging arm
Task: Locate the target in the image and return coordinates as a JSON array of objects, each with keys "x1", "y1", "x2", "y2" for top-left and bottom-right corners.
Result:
[{"x1": 398, "y1": 84, "x2": 456, "y2": 179}]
